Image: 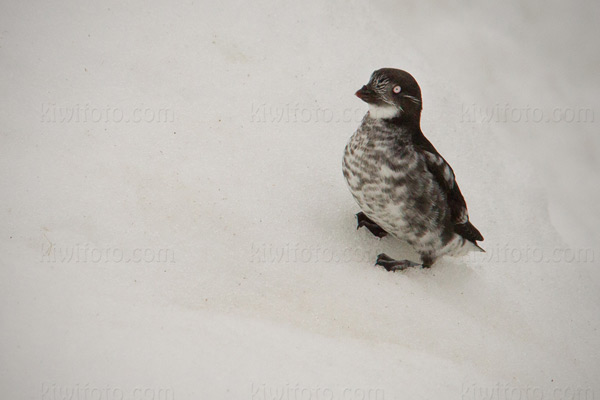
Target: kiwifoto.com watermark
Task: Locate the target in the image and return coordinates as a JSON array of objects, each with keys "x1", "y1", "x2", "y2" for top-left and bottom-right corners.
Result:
[
  {"x1": 467, "y1": 243, "x2": 594, "y2": 265},
  {"x1": 251, "y1": 103, "x2": 365, "y2": 124},
  {"x1": 41, "y1": 103, "x2": 175, "y2": 123},
  {"x1": 250, "y1": 242, "x2": 594, "y2": 265},
  {"x1": 41, "y1": 242, "x2": 176, "y2": 264},
  {"x1": 251, "y1": 383, "x2": 384, "y2": 400},
  {"x1": 460, "y1": 103, "x2": 594, "y2": 124},
  {"x1": 41, "y1": 383, "x2": 174, "y2": 400},
  {"x1": 250, "y1": 242, "x2": 385, "y2": 264},
  {"x1": 462, "y1": 382, "x2": 595, "y2": 400}
]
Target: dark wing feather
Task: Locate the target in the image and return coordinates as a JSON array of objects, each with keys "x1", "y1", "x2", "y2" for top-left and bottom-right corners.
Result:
[{"x1": 412, "y1": 130, "x2": 484, "y2": 243}]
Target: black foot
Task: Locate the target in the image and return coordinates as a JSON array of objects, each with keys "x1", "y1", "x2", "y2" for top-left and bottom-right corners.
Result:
[
  {"x1": 356, "y1": 212, "x2": 388, "y2": 238},
  {"x1": 375, "y1": 253, "x2": 421, "y2": 272}
]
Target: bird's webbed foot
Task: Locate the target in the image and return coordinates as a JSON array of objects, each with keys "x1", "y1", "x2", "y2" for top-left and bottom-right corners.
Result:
[
  {"x1": 375, "y1": 253, "x2": 421, "y2": 272},
  {"x1": 356, "y1": 212, "x2": 388, "y2": 238}
]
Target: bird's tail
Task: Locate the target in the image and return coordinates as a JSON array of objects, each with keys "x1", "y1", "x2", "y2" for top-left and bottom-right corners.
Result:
[
  {"x1": 470, "y1": 241, "x2": 485, "y2": 253},
  {"x1": 450, "y1": 238, "x2": 485, "y2": 257}
]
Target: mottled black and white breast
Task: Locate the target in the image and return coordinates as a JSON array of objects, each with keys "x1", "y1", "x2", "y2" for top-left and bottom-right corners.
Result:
[{"x1": 342, "y1": 115, "x2": 450, "y2": 254}]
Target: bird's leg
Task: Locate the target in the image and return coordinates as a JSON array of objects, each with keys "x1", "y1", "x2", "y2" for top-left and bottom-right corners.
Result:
[
  {"x1": 356, "y1": 212, "x2": 388, "y2": 238},
  {"x1": 420, "y1": 254, "x2": 435, "y2": 269},
  {"x1": 375, "y1": 253, "x2": 421, "y2": 272}
]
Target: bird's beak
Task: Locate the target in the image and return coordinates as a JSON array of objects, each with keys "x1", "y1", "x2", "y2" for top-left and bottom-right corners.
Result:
[{"x1": 355, "y1": 85, "x2": 378, "y2": 104}]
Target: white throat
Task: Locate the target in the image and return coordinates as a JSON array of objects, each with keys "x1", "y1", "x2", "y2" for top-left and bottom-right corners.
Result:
[{"x1": 368, "y1": 104, "x2": 400, "y2": 119}]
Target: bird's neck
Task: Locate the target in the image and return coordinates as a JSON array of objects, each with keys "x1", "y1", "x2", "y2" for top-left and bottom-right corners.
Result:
[
  {"x1": 367, "y1": 104, "x2": 400, "y2": 119},
  {"x1": 367, "y1": 103, "x2": 422, "y2": 128}
]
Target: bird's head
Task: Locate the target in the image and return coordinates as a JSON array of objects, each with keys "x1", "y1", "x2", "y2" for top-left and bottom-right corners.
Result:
[{"x1": 355, "y1": 68, "x2": 422, "y2": 122}]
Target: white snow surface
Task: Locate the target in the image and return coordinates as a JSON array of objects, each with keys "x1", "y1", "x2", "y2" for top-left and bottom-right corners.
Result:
[{"x1": 1, "y1": 0, "x2": 600, "y2": 398}]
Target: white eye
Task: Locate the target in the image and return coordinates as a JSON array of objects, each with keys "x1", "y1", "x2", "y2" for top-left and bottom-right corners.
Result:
[{"x1": 393, "y1": 85, "x2": 401, "y2": 94}]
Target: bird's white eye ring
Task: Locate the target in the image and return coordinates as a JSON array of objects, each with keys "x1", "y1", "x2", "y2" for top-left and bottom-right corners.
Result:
[{"x1": 393, "y1": 85, "x2": 401, "y2": 94}]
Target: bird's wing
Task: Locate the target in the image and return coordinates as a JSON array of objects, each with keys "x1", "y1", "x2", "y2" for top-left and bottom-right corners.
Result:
[{"x1": 412, "y1": 132, "x2": 484, "y2": 243}]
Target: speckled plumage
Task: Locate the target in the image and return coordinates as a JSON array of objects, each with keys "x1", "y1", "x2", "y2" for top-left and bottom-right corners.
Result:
[{"x1": 342, "y1": 68, "x2": 483, "y2": 269}]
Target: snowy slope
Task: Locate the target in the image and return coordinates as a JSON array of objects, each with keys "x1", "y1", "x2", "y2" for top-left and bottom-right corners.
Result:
[{"x1": 1, "y1": 0, "x2": 599, "y2": 399}]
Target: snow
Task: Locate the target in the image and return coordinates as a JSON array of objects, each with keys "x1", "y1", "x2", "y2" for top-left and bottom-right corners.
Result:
[{"x1": 1, "y1": 0, "x2": 599, "y2": 398}]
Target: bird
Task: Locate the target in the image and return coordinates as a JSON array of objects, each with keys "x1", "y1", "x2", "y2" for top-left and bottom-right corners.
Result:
[{"x1": 342, "y1": 68, "x2": 484, "y2": 271}]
